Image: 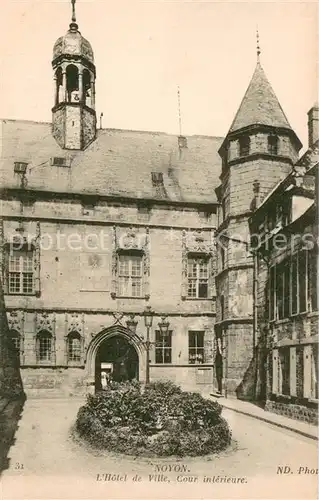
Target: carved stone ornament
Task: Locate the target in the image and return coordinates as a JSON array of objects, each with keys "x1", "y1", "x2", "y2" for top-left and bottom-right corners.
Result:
[
  {"x1": 35, "y1": 312, "x2": 56, "y2": 335},
  {"x1": 7, "y1": 310, "x2": 25, "y2": 334},
  {"x1": 185, "y1": 229, "x2": 214, "y2": 254},
  {"x1": 65, "y1": 312, "x2": 84, "y2": 336}
]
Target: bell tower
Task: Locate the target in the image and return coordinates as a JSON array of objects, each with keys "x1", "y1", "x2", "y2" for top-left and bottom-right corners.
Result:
[{"x1": 52, "y1": 0, "x2": 96, "y2": 150}]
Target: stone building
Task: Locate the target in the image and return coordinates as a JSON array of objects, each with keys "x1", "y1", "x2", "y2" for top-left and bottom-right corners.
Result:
[
  {"x1": 0, "y1": 7, "x2": 221, "y2": 397},
  {"x1": 0, "y1": 3, "x2": 317, "y2": 406},
  {"x1": 249, "y1": 108, "x2": 318, "y2": 423}
]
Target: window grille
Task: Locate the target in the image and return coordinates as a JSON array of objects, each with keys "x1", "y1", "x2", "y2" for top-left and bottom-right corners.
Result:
[
  {"x1": 37, "y1": 332, "x2": 52, "y2": 362},
  {"x1": 189, "y1": 331, "x2": 205, "y2": 364},
  {"x1": 155, "y1": 330, "x2": 172, "y2": 364},
  {"x1": 8, "y1": 249, "x2": 34, "y2": 295},
  {"x1": 187, "y1": 256, "x2": 209, "y2": 298},
  {"x1": 118, "y1": 253, "x2": 143, "y2": 297},
  {"x1": 67, "y1": 332, "x2": 82, "y2": 362}
]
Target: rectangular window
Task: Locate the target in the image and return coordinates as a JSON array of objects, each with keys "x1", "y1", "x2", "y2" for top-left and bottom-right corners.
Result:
[
  {"x1": 118, "y1": 253, "x2": 143, "y2": 297},
  {"x1": 37, "y1": 335, "x2": 52, "y2": 362},
  {"x1": 239, "y1": 136, "x2": 250, "y2": 157},
  {"x1": 283, "y1": 261, "x2": 290, "y2": 318},
  {"x1": 187, "y1": 256, "x2": 209, "y2": 298},
  {"x1": 8, "y1": 249, "x2": 34, "y2": 295},
  {"x1": 268, "y1": 135, "x2": 279, "y2": 155},
  {"x1": 189, "y1": 331, "x2": 205, "y2": 364},
  {"x1": 298, "y1": 251, "x2": 307, "y2": 313},
  {"x1": 155, "y1": 330, "x2": 172, "y2": 364},
  {"x1": 276, "y1": 261, "x2": 290, "y2": 320},
  {"x1": 276, "y1": 264, "x2": 284, "y2": 320},
  {"x1": 291, "y1": 254, "x2": 298, "y2": 315},
  {"x1": 269, "y1": 266, "x2": 276, "y2": 320}
]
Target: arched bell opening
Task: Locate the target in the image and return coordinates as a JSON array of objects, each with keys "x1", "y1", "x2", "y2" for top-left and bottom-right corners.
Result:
[
  {"x1": 66, "y1": 64, "x2": 79, "y2": 103},
  {"x1": 55, "y1": 67, "x2": 63, "y2": 105},
  {"x1": 83, "y1": 69, "x2": 92, "y2": 107}
]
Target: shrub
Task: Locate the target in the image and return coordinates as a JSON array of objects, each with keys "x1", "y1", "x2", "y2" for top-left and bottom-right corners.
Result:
[{"x1": 76, "y1": 380, "x2": 231, "y2": 457}]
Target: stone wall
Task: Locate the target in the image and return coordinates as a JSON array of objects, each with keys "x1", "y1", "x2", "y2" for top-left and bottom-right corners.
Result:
[
  {"x1": 2, "y1": 196, "x2": 218, "y2": 396},
  {"x1": 265, "y1": 400, "x2": 318, "y2": 425}
]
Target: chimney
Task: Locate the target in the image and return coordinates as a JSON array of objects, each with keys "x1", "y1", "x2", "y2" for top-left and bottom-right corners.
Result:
[{"x1": 307, "y1": 104, "x2": 319, "y2": 148}]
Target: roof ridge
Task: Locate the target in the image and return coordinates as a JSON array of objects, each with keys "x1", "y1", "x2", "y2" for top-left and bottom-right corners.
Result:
[{"x1": 0, "y1": 119, "x2": 222, "y2": 140}]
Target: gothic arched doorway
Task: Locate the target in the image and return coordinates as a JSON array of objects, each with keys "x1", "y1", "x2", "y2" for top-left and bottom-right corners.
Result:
[{"x1": 95, "y1": 335, "x2": 139, "y2": 391}]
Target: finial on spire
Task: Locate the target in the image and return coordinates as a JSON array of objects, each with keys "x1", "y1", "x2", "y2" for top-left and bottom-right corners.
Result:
[
  {"x1": 177, "y1": 85, "x2": 182, "y2": 136},
  {"x1": 256, "y1": 27, "x2": 261, "y2": 61},
  {"x1": 71, "y1": 0, "x2": 76, "y2": 23},
  {"x1": 69, "y1": 0, "x2": 78, "y2": 31}
]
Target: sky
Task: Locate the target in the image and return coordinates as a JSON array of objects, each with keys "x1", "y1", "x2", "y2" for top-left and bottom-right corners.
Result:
[{"x1": 0, "y1": 0, "x2": 317, "y2": 149}]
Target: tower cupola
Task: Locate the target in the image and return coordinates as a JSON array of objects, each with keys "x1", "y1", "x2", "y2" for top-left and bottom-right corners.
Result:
[{"x1": 52, "y1": 0, "x2": 96, "y2": 150}]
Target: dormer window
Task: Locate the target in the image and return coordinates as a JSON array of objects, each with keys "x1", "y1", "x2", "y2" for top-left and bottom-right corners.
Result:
[
  {"x1": 239, "y1": 136, "x2": 250, "y2": 157},
  {"x1": 151, "y1": 172, "x2": 164, "y2": 186},
  {"x1": 268, "y1": 135, "x2": 279, "y2": 155},
  {"x1": 151, "y1": 172, "x2": 167, "y2": 198},
  {"x1": 50, "y1": 157, "x2": 70, "y2": 167},
  {"x1": 14, "y1": 162, "x2": 28, "y2": 174}
]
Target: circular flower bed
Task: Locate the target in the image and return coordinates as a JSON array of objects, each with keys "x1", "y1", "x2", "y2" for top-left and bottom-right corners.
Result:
[{"x1": 75, "y1": 380, "x2": 231, "y2": 457}]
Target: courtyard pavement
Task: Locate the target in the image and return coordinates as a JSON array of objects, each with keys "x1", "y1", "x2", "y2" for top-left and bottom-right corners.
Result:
[{"x1": 1, "y1": 397, "x2": 317, "y2": 500}]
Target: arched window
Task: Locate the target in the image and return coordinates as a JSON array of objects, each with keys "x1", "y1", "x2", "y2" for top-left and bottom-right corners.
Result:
[
  {"x1": 66, "y1": 64, "x2": 79, "y2": 103},
  {"x1": 10, "y1": 329, "x2": 20, "y2": 355},
  {"x1": 268, "y1": 135, "x2": 279, "y2": 155},
  {"x1": 239, "y1": 136, "x2": 250, "y2": 157},
  {"x1": 83, "y1": 69, "x2": 92, "y2": 107},
  {"x1": 67, "y1": 331, "x2": 81, "y2": 362},
  {"x1": 36, "y1": 330, "x2": 52, "y2": 362},
  {"x1": 55, "y1": 67, "x2": 63, "y2": 105}
]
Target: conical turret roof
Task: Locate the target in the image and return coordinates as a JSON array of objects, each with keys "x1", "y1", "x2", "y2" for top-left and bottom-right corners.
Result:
[{"x1": 228, "y1": 62, "x2": 292, "y2": 133}]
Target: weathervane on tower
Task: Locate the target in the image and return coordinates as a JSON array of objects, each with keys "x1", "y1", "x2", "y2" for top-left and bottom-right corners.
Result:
[{"x1": 256, "y1": 27, "x2": 261, "y2": 61}]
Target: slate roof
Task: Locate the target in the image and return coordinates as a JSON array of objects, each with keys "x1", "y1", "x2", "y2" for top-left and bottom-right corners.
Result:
[
  {"x1": 228, "y1": 62, "x2": 293, "y2": 134},
  {"x1": 0, "y1": 119, "x2": 223, "y2": 205}
]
